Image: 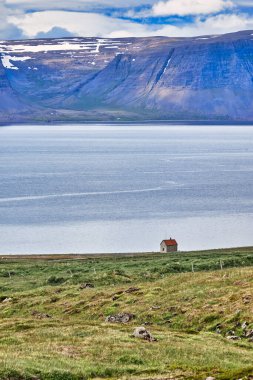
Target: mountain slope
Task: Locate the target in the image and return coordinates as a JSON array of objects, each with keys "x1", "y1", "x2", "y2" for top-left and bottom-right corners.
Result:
[
  {"x1": 0, "y1": 30, "x2": 253, "y2": 122},
  {"x1": 0, "y1": 59, "x2": 32, "y2": 121}
]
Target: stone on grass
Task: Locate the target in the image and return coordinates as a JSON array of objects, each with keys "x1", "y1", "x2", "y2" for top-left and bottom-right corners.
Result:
[
  {"x1": 106, "y1": 312, "x2": 134, "y2": 323},
  {"x1": 215, "y1": 324, "x2": 222, "y2": 334},
  {"x1": 227, "y1": 335, "x2": 241, "y2": 341},
  {"x1": 245, "y1": 329, "x2": 253, "y2": 338},
  {"x1": 2, "y1": 297, "x2": 12, "y2": 303},
  {"x1": 150, "y1": 305, "x2": 161, "y2": 310},
  {"x1": 125, "y1": 287, "x2": 140, "y2": 293},
  {"x1": 80, "y1": 283, "x2": 94, "y2": 289},
  {"x1": 31, "y1": 310, "x2": 52, "y2": 319},
  {"x1": 241, "y1": 321, "x2": 248, "y2": 330},
  {"x1": 133, "y1": 326, "x2": 157, "y2": 342}
]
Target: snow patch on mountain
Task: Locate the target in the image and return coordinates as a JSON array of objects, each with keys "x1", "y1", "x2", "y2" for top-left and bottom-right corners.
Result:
[
  {"x1": 1, "y1": 55, "x2": 33, "y2": 70},
  {"x1": 0, "y1": 38, "x2": 132, "y2": 55},
  {"x1": 163, "y1": 58, "x2": 171, "y2": 73}
]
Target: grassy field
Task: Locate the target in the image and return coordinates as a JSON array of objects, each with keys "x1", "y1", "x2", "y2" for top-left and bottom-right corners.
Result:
[{"x1": 0, "y1": 247, "x2": 253, "y2": 380}]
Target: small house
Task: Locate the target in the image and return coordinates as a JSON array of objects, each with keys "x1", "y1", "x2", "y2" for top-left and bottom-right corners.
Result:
[{"x1": 160, "y1": 238, "x2": 178, "y2": 253}]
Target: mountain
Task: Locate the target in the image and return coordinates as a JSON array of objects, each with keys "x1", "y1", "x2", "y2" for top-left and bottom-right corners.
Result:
[{"x1": 0, "y1": 30, "x2": 253, "y2": 123}]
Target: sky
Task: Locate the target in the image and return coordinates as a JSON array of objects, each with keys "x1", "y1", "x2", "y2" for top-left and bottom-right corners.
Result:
[{"x1": 1, "y1": 0, "x2": 253, "y2": 40}]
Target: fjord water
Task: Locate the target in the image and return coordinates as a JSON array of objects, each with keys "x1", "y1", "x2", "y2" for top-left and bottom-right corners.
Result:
[{"x1": 0, "y1": 124, "x2": 252, "y2": 254}]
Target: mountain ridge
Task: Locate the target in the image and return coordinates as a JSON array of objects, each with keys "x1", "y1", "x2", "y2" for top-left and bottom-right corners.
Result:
[{"x1": 0, "y1": 30, "x2": 253, "y2": 123}]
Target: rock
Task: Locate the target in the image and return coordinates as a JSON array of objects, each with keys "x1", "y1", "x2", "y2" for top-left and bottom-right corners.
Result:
[
  {"x1": 112, "y1": 287, "x2": 141, "y2": 300},
  {"x1": 2, "y1": 297, "x2": 12, "y2": 303},
  {"x1": 150, "y1": 305, "x2": 161, "y2": 310},
  {"x1": 106, "y1": 312, "x2": 134, "y2": 323},
  {"x1": 113, "y1": 291, "x2": 124, "y2": 296},
  {"x1": 227, "y1": 335, "x2": 241, "y2": 341},
  {"x1": 31, "y1": 310, "x2": 52, "y2": 319},
  {"x1": 133, "y1": 327, "x2": 157, "y2": 342},
  {"x1": 245, "y1": 329, "x2": 253, "y2": 338},
  {"x1": 112, "y1": 290, "x2": 124, "y2": 300},
  {"x1": 215, "y1": 323, "x2": 222, "y2": 334},
  {"x1": 206, "y1": 377, "x2": 216, "y2": 380},
  {"x1": 242, "y1": 295, "x2": 251, "y2": 304},
  {"x1": 125, "y1": 287, "x2": 140, "y2": 294},
  {"x1": 241, "y1": 321, "x2": 248, "y2": 330},
  {"x1": 80, "y1": 283, "x2": 94, "y2": 289}
]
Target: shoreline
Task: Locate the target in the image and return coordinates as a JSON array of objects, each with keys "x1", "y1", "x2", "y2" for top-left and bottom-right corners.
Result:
[
  {"x1": 1, "y1": 120, "x2": 253, "y2": 127},
  {"x1": 1, "y1": 246, "x2": 252, "y2": 260}
]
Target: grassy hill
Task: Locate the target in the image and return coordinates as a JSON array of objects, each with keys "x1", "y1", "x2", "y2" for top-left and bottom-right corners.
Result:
[{"x1": 0, "y1": 247, "x2": 253, "y2": 380}]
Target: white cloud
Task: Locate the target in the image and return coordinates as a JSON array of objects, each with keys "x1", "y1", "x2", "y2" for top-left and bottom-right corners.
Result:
[
  {"x1": 8, "y1": 11, "x2": 149, "y2": 38},
  {"x1": 7, "y1": 9, "x2": 253, "y2": 40},
  {"x1": 0, "y1": 0, "x2": 25, "y2": 39},
  {"x1": 153, "y1": 0, "x2": 234, "y2": 16},
  {"x1": 1, "y1": 0, "x2": 253, "y2": 42},
  {"x1": 152, "y1": 13, "x2": 253, "y2": 36}
]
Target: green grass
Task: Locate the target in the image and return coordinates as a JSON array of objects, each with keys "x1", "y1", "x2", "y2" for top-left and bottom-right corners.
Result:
[{"x1": 0, "y1": 247, "x2": 253, "y2": 380}]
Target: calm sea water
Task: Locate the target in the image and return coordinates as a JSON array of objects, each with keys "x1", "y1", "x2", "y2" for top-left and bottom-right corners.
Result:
[{"x1": 0, "y1": 124, "x2": 252, "y2": 254}]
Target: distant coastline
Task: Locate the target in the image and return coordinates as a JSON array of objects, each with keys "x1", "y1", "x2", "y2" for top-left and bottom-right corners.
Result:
[{"x1": 1, "y1": 120, "x2": 253, "y2": 127}]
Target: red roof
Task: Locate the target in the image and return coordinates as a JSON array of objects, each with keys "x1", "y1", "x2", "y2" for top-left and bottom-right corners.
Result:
[{"x1": 162, "y1": 239, "x2": 177, "y2": 246}]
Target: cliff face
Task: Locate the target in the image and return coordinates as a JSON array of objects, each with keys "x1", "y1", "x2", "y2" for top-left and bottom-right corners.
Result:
[
  {"x1": 0, "y1": 30, "x2": 253, "y2": 122},
  {"x1": 0, "y1": 60, "x2": 29, "y2": 117}
]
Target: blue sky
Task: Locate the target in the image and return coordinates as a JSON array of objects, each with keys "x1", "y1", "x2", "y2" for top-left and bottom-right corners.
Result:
[{"x1": 1, "y1": 0, "x2": 253, "y2": 40}]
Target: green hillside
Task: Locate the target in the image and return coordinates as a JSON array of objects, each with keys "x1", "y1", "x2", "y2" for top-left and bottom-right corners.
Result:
[{"x1": 0, "y1": 247, "x2": 253, "y2": 380}]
